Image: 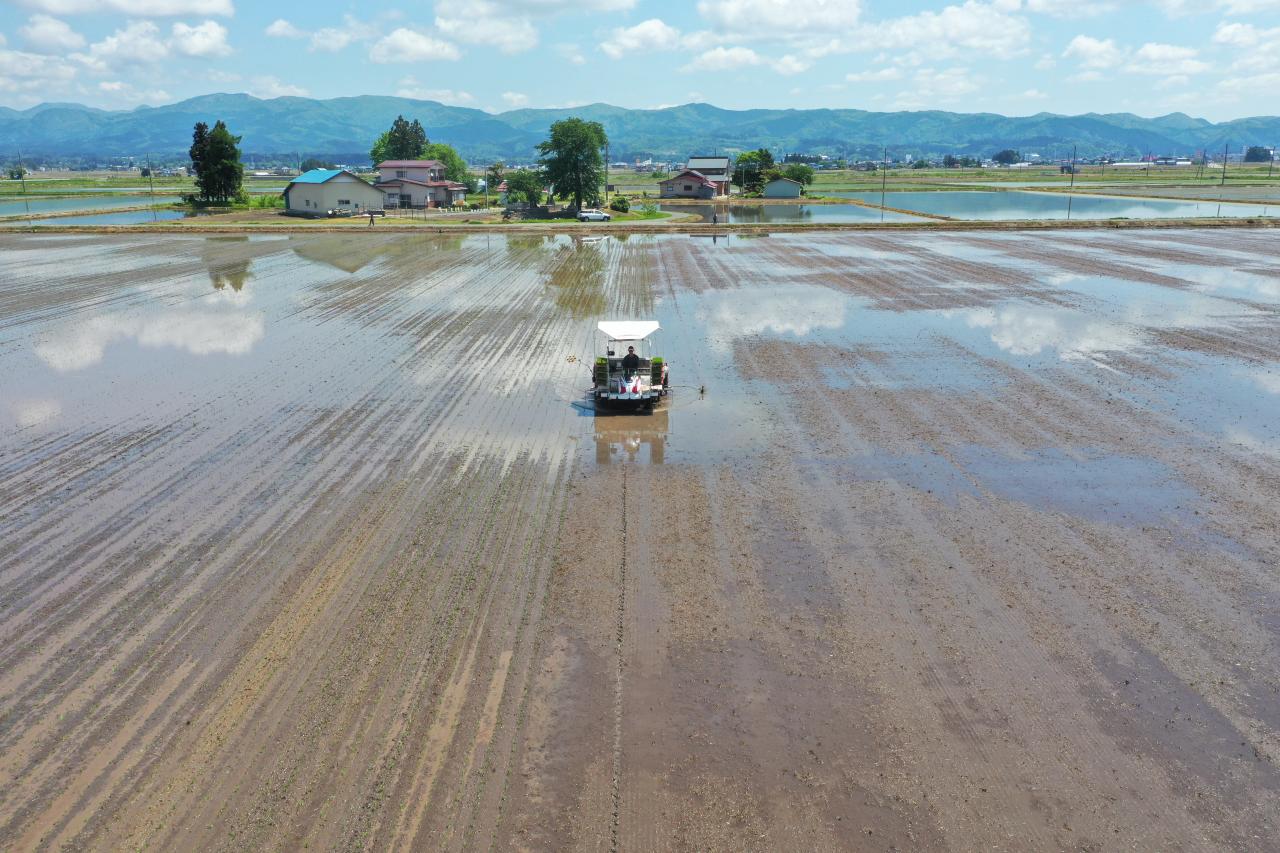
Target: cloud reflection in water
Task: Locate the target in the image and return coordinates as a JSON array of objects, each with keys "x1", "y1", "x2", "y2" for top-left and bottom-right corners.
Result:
[
  {"x1": 36, "y1": 311, "x2": 266, "y2": 373},
  {"x1": 698, "y1": 284, "x2": 850, "y2": 352}
]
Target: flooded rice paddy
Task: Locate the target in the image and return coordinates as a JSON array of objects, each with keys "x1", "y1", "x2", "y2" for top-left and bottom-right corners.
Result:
[
  {"x1": 660, "y1": 201, "x2": 927, "y2": 223},
  {"x1": 0, "y1": 194, "x2": 182, "y2": 218},
  {"x1": 831, "y1": 189, "x2": 1278, "y2": 220},
  {"x1": 2, "y1": 229, "x2": 1279, "y2": 850},
  {"x1": 6, "y1": 208, "x2": 199, "y2": 227}
]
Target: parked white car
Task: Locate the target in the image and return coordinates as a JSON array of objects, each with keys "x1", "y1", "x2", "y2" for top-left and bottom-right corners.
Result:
[{"x1": 577, "y1": 208, "x2": 611, "y2": 222}]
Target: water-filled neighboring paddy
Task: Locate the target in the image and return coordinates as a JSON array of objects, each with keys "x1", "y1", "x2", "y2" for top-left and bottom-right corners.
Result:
[
  {"x1": 830, "y1": 189, "x2": 1279, "y2": 220},
  {"x1": 659, "y1": 201, "x2": 928, "y2": 222},
  {"x1": 6, "y1": 208, "x2": 204, "y2": 227},
  {"x1": 0, "y1": 194, "x2": 182, "y2": 217},
  {"x1": 3, "y1": 229, "x2": 1279, "y2": 851}
]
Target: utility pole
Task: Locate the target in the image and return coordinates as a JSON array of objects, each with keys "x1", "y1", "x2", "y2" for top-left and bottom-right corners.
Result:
[
  {"x1": 16, "y1": 145, "x2": 31, "y2": 227},
  {"x1": 146, "y1": 152, "x2": 157, "y2": 221},
  {"x1": 1070, "y1": 144, "x2": 1077, "y2": 190},
  {"x1": 880, "y1": 145, "x2": 888, "y2": 221},
  {"x1": 1269, "y1": 145, "x2": 1275, "y2": 179},
  {"x1": 604, "y1": 140, "x2": 610, "y2": 204},
  {"x1": 1221, "y1": 142, "x2": 1229, "y2": 187}
]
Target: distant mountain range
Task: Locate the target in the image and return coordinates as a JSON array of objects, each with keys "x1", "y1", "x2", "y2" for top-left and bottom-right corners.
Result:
[{"x1": 3, "y1": 93, "x2": 1277, "y2": 164}]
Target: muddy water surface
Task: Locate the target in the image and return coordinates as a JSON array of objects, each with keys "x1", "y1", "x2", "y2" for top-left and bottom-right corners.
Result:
[{"x1": 2, "y1": 229, "x2": 1279, "y2": 851}]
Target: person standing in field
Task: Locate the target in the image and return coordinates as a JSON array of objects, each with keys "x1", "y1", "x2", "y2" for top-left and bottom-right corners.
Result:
[{"x1": 368, "y1": 210, "x2": 375, "y2": 226}]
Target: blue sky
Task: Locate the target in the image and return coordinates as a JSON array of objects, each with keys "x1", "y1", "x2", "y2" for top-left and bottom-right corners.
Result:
[{"x1": 0, "y1": 0, "x2": 1278, "y2": 120}]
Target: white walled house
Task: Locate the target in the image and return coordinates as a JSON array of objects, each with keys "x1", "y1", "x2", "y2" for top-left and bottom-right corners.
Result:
[
  {"x1": 373, "y1": 160, "x2": 468, "y2": 208},
  {"x1": 283, "y1": 169, "x2": 383, "y2": 217}
]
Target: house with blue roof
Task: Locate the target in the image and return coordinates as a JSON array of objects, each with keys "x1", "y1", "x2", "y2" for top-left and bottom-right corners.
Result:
[{"x1": 283, "y1": 169, "x2": 383, "y2": 217}]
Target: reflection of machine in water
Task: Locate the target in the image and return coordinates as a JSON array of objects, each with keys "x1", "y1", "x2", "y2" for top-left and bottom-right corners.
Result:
[{"x1": 595, "y1": 409, "x2": 668, "y2": 464}]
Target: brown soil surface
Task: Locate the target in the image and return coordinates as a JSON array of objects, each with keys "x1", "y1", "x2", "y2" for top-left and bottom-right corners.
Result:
[{"x1": 2, "y1": 229, "x2": 1278, "y2": 851}]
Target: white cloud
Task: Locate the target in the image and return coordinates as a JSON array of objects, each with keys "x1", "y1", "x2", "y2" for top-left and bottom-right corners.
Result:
[
  {"x1": 1025, "y1": 0, "x2": 1114, "y2": 15},
  {"x1": 265, "y1": 19, "x2": 303, "y2": 39},
  {"x1": 1214, "y1": 69, "x2": 1280, "y2": 101},
  {"x1": 601, "y1": 18, "x2": 681, "y2": 59},
  {"x1": 845, "y1": 67, "x2": 903, "y2": 82},
  {"x1": 97, "y1": 79, "x2": 169, "y2": 103},
  {"x1": 856, "y1": 1, "x2": 1031, "y2": 60},
  {"x1": 1063, "y1": 34, "x2": 1124, "y2": 68},
  {"x1": 395, "y1": 77, "x2": 474, "y2": 104},
  {"x1": 262, "y1": 16, "x2": 378, "y2": 52},
  {"x1": 445, "y1": 0, "x2": 634, "y2": 10},
  {"x1": 431, "y1": 0, "x2": 632, "y2": 55},
  {"x1": 0, "y1": 47, "x2": 77, "y2": 94},
  {"x1": 681, "y1": 45, "x2": 763, "y2": 72},
  {"x1": 554, "y1": 42, "x2": 585, "y2": 64},
  {"x1": 370, "y1": 28, "x2": 461, "y2": 63},
  {"x1": 1213, "y1": 22, "x2": 1280, "y2": 71},
  {"x1": 899, "y1": 66, "x2": 981, "y2": 105},
  {"x1": 16, "y1": 0, "x2": 233, "y2": 15},
  {"x1": 502, "y1": 91, "x2": 529, "y2": 107},
  {"x1": 772, "y1": 54, "x2": 811, "y2": 75},
  {"x1": 250, "y1": 75, "x2": 308, "y2": 98},
  {"x1": 1213, "y1": 21, "x2": 1264, "y2": 44},
  {"x1": 1125, "y1": 42, "x2": 1209, "y2": 74},
  {"x1": 1154, "y1": 0, "x2": 1280, "y2": 14},
  {"x1": 697, "y1": 0, "x2": 862, "y2": 32},
  {"x1": 1021, "y1": 87, "x2": 1049, "y2": 98},
  {"x1": 171, "y1": 20, "x2": 231, "y2": 57},
  {"x1": 436, "y1": 2, "x2": 538, "y2": 53},
  {"x1": 309, "y1": 27, "x2": 357, "y2": 52},
  {"x1": 19, "y1": 14, "x2": 85, "y2": 51},
  {"x1": 72, "y1": 21, "x2": 169, "y2": 71}
]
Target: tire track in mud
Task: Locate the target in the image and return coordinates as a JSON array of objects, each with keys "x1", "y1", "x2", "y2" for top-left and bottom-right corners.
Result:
[{"x1": 610, "y1": 467, "x2": 628, "y2": 853}]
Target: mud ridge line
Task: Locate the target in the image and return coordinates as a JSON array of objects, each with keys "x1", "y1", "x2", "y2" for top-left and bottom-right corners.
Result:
[{"x1": 609, "y1": 466, "x2": 628, "y2": 853}]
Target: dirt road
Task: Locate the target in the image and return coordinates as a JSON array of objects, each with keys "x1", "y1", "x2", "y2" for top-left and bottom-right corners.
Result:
[{"x1": 2, "y1": 229, "x2": 1278, "y2": 850}]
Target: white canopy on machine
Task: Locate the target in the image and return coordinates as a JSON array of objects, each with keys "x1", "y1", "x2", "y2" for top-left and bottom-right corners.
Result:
[{"x1": 597, "y1": 320, "x2": 660, "y2": 341}]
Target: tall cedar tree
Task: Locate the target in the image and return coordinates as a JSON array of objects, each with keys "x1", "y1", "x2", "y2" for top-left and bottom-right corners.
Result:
[
  {"x1": 537, "y1": 118, "x2": 607, "y2": 211},
  {"x1": 189, "y1": 121, "x2": 208, "y2": 187},
  {"x1": 370, "y1": 115, "x2": 429, "y2": 164},
  {"x1": 190, "y1": 120, "x2": 242, "y2": 202}
]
